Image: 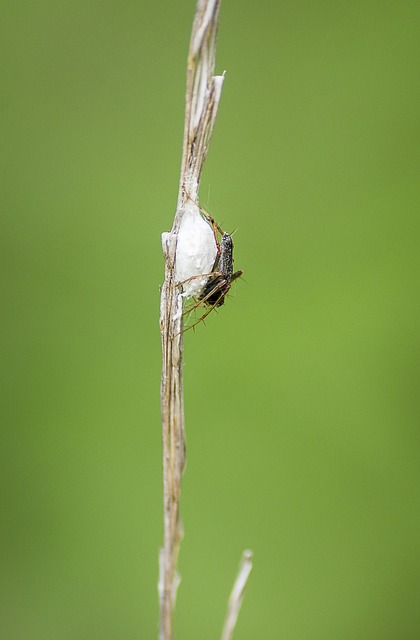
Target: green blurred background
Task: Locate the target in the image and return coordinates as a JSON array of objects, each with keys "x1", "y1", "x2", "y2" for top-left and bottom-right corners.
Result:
[{"x1": 1, "y1": 1, "x2": 420, "y2": 638}]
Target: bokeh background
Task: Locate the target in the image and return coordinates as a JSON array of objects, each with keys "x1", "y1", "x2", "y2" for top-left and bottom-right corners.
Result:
[{"x1": 2, "y1": 1, "x2": 420, "y2": 638}]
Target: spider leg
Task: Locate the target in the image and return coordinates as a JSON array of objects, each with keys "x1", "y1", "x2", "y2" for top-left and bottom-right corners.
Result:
[
  {"x1": 179, "y1": 272, "x2": 224, "y2": 320},
  {"x1": 196, "y1": 277, "x2": 227, "y2": 307},
  {"x1": 176, "y1": 271, "x2": 221, "y2": 288},
  {"x1": 181, "y1": 296, "x2": 223, "y2": 333},
  {"x1": 181, "y1": 281, "x2": 230, "y2": 334},
  {"x1": 230, "y1": 269, "x2": 243, "y2": 283},
  {"x1": 182, "y1": 278, "x2": 225, "y2": 317}
]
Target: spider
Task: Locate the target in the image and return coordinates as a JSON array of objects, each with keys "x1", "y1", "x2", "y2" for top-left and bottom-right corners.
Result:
[{"x1": 180, "y1": 208, "x2": 243, "y2": 333}]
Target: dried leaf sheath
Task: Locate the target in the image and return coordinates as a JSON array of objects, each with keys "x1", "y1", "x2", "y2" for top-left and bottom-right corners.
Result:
[
  {"x1": 159, "y1": 237, "x2": 185, "y2": 640},
  {"x1": 159, "y1": 2, "x2": 224, "y2": 639}
]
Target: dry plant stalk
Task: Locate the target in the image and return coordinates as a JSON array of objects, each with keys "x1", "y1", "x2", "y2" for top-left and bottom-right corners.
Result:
[
  {"x1": 159, "y1": 2, "x2": 252, "y2": 639},
  {"x1": 220, "y1": 551, "x2": 253, "y2": 640}
]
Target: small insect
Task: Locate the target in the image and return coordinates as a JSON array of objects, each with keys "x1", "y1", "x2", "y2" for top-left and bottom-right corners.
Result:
[{"x1": 181, "y1": 212, "x2": 243, "y2": 333}]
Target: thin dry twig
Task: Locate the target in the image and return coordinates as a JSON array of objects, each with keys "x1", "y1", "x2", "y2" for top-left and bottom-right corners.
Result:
[
  {"x1": 159, "y1": 2, "x2": 224, "y2": 639},
  {"x1": 220, "y1": 551, "x2": 254, "y2": 640}
]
